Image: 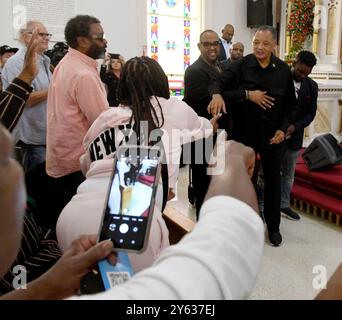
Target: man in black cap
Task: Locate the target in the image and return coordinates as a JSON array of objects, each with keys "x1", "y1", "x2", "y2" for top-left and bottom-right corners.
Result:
[
  {"x1": 0, "y1": 45, "x2": 18, "y2": 92},
  {"x1": 0, "y1": 45, "x2": 18, "y2": 68}
]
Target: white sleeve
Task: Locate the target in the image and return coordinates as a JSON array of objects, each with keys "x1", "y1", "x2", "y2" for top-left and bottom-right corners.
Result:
[
  {"x1": 164, "y1": 98, "x2": 213, "y2": 188},
  {"x1": 73, "y1": 196, "x2": 264, "y2": 300},
  {"x1": 173, "y1": 98, "x2": 212, "y2": 142}
]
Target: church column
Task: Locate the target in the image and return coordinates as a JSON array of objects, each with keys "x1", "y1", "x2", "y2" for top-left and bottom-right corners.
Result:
[
  {"x1": 312, "y1": 0, "x2": 322, "y2": 54},
  {"x1": 285, "y1": 0, "x2": 293, "y2": 55},
  {"x1": 315, "y1": 0, "x2": 342, "y2": 71}
]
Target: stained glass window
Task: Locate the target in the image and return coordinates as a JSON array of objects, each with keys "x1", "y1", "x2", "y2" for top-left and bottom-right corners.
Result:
[{"x1": 147, "y1": 0, "x2": 202, "y2": 96}]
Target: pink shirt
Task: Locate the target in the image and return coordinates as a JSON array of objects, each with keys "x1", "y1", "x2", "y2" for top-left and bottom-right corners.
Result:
[{"x1": 47, "y1": 48, "x2": 109, "y2": 178}]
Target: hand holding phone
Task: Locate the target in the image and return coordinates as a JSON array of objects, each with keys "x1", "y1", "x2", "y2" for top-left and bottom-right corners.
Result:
[
  {"x1": 80, "y1": 145, "x2": 162, "y2": 294},
  {"x1": 98, "y1": 145, "x2": 162, "y2": 253}
]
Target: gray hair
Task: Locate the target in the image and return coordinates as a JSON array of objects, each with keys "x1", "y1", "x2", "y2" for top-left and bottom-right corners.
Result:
[
  {"x1": 255, "y1": 25, "x2": 277, "y2": 41},
  {"x1": 18, "y1": 21, "x2": 43, "y2": 43}
]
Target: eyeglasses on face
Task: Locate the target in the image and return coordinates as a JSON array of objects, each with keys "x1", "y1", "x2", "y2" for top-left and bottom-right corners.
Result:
[
  {"x1": 200, "y1": 41, "x2": 220, "y2": 48},
  {"x1": 27, "y1": 32, "x2": 52, "y2": 38},
  {"x1": 90, "y1": 33, "x2": 106, "y2": 41}
]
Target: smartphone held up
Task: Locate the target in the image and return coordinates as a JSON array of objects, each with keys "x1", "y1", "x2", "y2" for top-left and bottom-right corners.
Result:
[{"x1": 98, "y1": 145, "x2": 162, "y2": 253}]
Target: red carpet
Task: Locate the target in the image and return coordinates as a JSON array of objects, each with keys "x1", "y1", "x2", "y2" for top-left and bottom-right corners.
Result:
[{"x1": 291, "y1": 151, "x2": 342, "y2": 216}]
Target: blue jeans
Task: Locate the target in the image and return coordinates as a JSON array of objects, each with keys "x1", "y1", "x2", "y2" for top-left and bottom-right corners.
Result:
[
  {"x1": 15, "y1": 143, "x2": 46, "y2": 172},
  {"x1": 280, "y1": 148, "x2": 300, "y2": 209}
]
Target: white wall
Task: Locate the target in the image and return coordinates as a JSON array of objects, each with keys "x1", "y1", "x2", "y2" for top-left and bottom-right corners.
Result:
[
  {"x1": 0, "y1": 0, "x2": 146, "y2": 59},
  {"x1": 0, "y1": 0, "x2": 258, "y2": 58},
  {"x1": 75, "y1": 0, "x2": 146, "y2": 59},
  {"x1": 0, "y1": 0, "x2": 21, "y2": 48},
  {"x1": 204, "y1": 0, "x2": 255, "y2": 55}
]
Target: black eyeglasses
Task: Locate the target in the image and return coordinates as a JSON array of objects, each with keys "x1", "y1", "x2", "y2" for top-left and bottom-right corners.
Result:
[
  {"x1": 27, "y1": 32, "x2": 52, "y2": 38},
  {"x1": 200, "y1": 41, "x2": 220, "y2": 48}
]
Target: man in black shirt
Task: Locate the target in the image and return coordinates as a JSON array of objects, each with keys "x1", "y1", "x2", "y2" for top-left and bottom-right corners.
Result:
[
  {"x1": 184, "y1": 30, "x2": 223, "y2": 119},
  {"x1": 208, "y1": 26, "x2": 298, "y2": 246},
  {"x1": 183, "y1": 30, "x2": 223, "y2": 218}
]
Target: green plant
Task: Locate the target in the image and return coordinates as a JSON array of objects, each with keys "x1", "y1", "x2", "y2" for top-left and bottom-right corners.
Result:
[{"x1": 285, "y1": 42, "x2": 304, "y2": 65}]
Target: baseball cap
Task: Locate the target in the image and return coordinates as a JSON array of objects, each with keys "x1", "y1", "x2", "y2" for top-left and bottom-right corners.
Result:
[
  {"x1": 110, "y1": 53, "x2": 120, "y2": 59},
  {"x1": 0, "y1": 45, "x2": 19, "y2": 56}
]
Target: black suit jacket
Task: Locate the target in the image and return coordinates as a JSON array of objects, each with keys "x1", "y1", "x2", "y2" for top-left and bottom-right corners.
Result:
[
  {"x1": 183, "y1": 57, "x2": 242, "y2": 134},
  {"x1": 219, "y1": 40, "x2": 227, "y2": 62},
  {"x1": 183, "y1": 57, "x2": 222, "y2": 119},
  {"x1": 287, "y1": 77, "x2": 318, "y2": 151}
]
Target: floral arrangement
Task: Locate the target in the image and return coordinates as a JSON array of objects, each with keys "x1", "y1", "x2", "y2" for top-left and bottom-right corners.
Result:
[
  {"x1": 286, "y1": 0, "x2": 315, "y2": 64},
  {"x1": 287, "y1": 0, "x2": 315, "y2": 42}
]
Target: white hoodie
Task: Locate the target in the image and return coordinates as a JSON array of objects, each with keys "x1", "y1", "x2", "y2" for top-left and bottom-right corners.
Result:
[
  {"x1": 80, "y1": 97, "x2": 213, "y2": 188},
  {"x1": 57, "y1": 97, "x2": 212, "y2": 272}
]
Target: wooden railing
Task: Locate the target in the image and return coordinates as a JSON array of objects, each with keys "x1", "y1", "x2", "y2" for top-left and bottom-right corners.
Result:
[{"x1": 162, "y1": 206, "x2": 196, "y2": 245}]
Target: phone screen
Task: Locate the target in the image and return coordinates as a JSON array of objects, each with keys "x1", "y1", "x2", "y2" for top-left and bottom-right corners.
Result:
[{"x1": 98, "y1": 146, "x2": 161, "y2": 252}]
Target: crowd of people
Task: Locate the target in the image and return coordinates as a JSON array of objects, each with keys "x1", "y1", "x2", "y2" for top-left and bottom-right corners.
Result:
[{"x1": 0, "y1": 15, "x2": 341, "y2": 300}]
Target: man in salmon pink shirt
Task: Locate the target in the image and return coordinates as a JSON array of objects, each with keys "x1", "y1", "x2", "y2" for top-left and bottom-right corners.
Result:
[{"x1": 46, "y1": 15, "x2": 109, "y2": 218}]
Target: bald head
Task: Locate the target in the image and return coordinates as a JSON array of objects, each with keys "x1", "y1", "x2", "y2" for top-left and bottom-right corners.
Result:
[
  {"x1": 0, "y1": 124, "x2": 26, "y2": 276},
  {"x1": 200, "y1": 29, "x2": 219, "y2": 43},
  {"x1": 222, "y1": 24, "x2": 235, "y2": 43},
  {"x1": 230, "y1": 42, "x2": 244, "y2": 61}
]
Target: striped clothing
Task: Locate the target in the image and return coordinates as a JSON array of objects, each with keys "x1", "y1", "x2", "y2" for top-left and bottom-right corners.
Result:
[
  {"x1": 0, "y1": 78, "x2": 32, "y2": 131},
  {"x1": 0, "y1": 208, "x2": 61, "y2": 295},
  {"x1": 0, "y1": 76, "x2": 62, "y2": 295}
]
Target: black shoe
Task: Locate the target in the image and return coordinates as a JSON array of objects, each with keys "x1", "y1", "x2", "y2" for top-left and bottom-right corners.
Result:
[
  {"x1": 281, "y1": 207, "x2": 300, "y2": 221},
  {"x1": 269, "y1": 231, "x2": 282, "y2": 246}
]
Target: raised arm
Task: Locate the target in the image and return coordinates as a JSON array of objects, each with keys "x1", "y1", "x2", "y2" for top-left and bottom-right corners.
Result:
[
  {"x1": 0, "y1": 30, "x2": 40, "y2": 130},
  {"x1": 75, "y1": 141, "x2": 264, "y2": 300}
]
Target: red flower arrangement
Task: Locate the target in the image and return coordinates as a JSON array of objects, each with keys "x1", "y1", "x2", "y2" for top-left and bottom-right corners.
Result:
[
  {"x1": 287, "y1": 0, "x2": 315, "y2": 43},
  {"x1": 285, "y1": 0, "x2": 315, "y2": 64}
]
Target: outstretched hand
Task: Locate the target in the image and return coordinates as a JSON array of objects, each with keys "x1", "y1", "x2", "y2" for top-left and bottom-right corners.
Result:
[
  {"x1": 19, "y1": 29, "x2": 40, "y2": 84},
  {"x1": 210, "y1": 113, "x2": 223, "y2": 133},
  {"x1": 208, "y1": 94, "x2": 227, "y2": 117}
]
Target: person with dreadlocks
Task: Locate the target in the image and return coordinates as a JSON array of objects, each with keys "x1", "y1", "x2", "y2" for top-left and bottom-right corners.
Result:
[{"x1": 56, "y1": 56, "x2": 219, "y2": 273}]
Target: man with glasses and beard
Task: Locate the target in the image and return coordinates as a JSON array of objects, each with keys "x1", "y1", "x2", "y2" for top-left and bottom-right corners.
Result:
[{"x1": 46, "y1": 15, "x2": 109, "y2": 222}]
